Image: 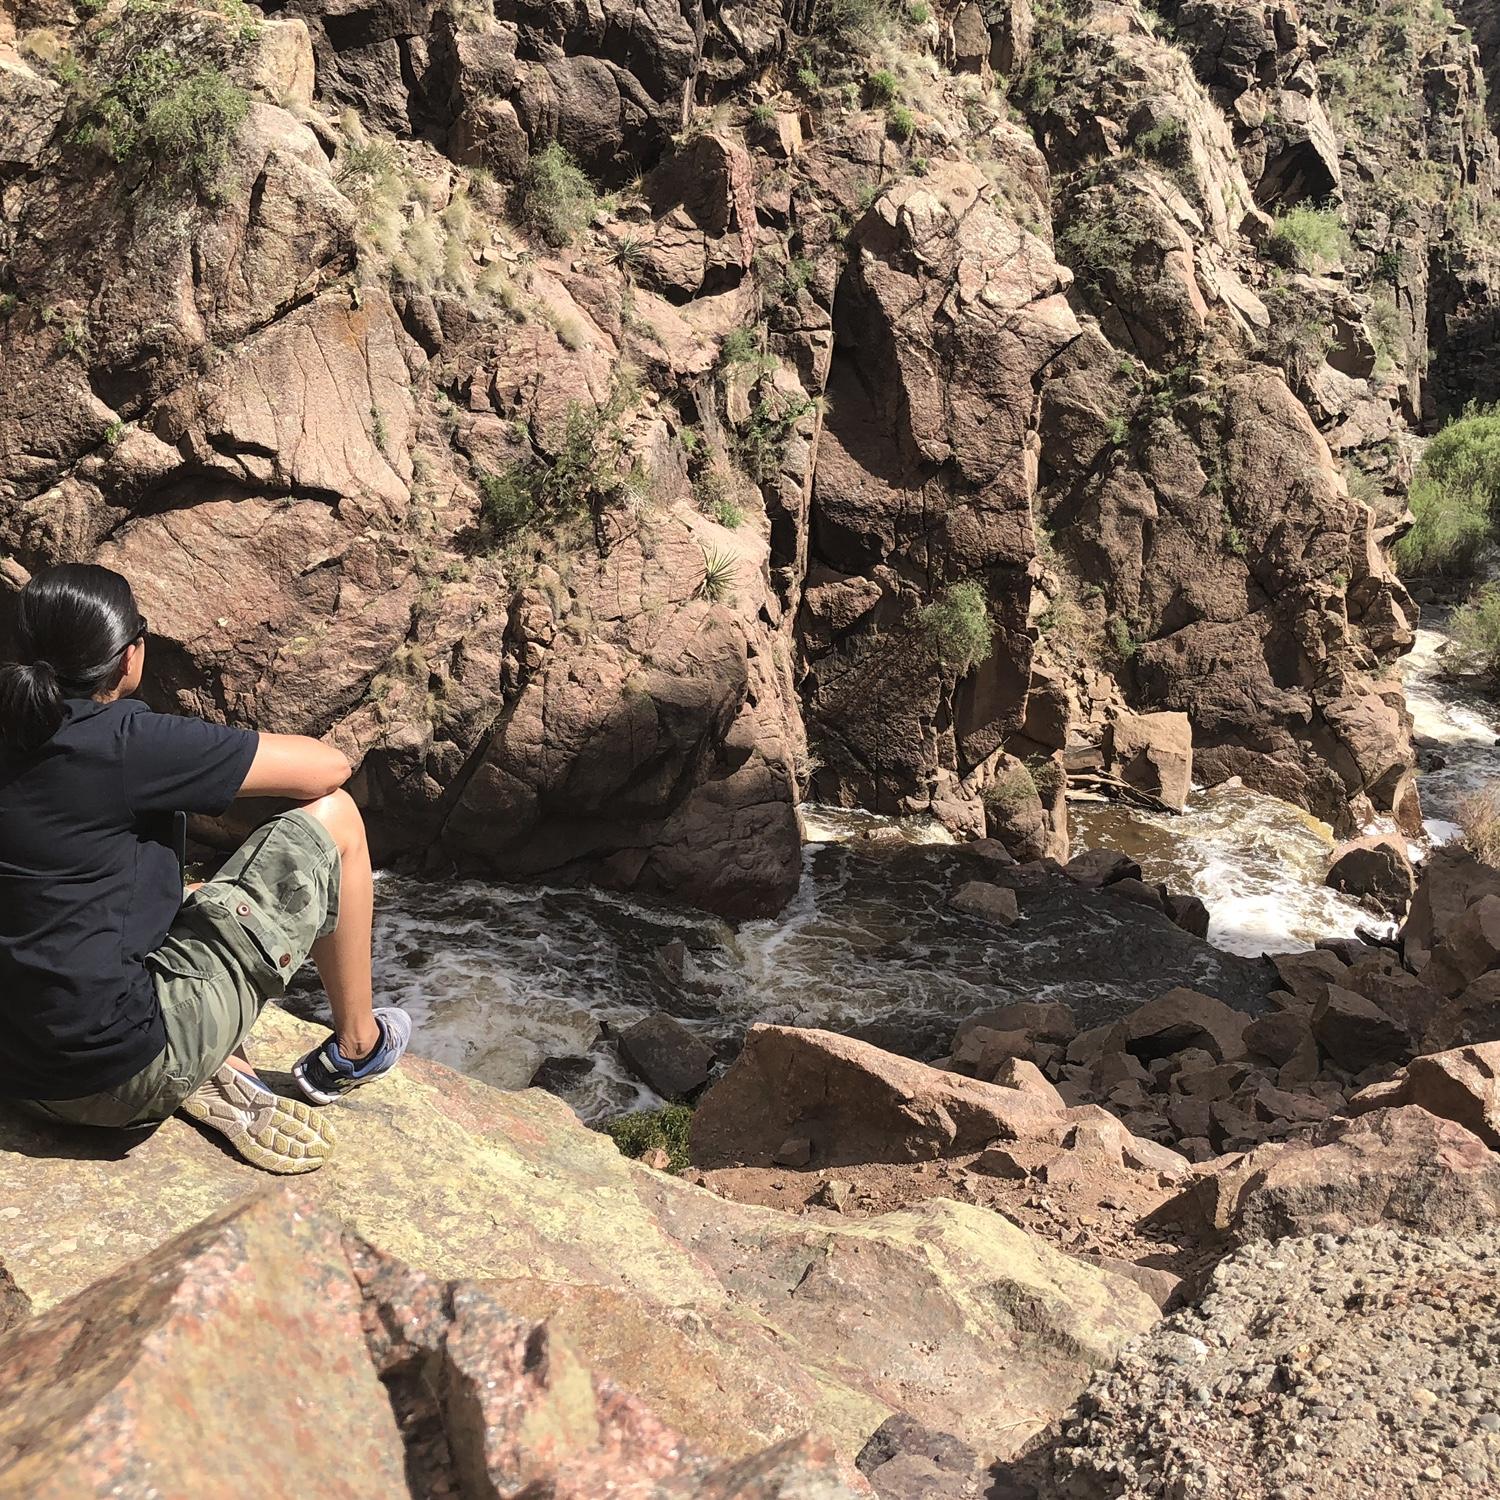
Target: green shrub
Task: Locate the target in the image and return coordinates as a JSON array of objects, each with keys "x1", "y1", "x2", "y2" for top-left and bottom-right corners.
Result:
[
  {"x1": 696, "y1": 467, "x2": 743, "y2": 527},
  {"x1": 1027, "y1": 755, "x2": 1066, "y2": 802},
  {"x1": 1107, "y1": 616, "x2": 1139, "y2": 662},
  {"x1": 66, "y1": 0, "x2": 255, "y2": 199},
  {"x1": 813, "y1": 0, "x2": 889, "y2": 50},
  {"x1": 918, "y1": 580, "x2": 994, "y2": 674},
  {"x1": 796, "y1": 64, "x2": 821, "y2": 92},
  {"x1": 985, "y1": 762, "x2": 1038, "y2": 813},
  {"x1": 887, "y1": 104, "x2": 916, "y2": 142},
  {"x1": 1449, "y1": 584, "x2": 1500, "y2": 679},
  {"x1": 520, "y1": 142, "x2": 596, "y2": 248},
  {"x1": 1366, "y1": 290, "x2": 1407, "y2": 372},
  {"x1": 1268, "y1": 205, "x2": 1348, "y2": 270},
  {"x1": 718, "y1": 327, "x2": 764, "y2": 367},
  {"x1": 749, "y1": 102, "x2": 777, "y2": 128},
  {"x1": 866, "y1": 69, "x2": 900, "y2": 105},
  {"x1": 475, "y1": 464, "x2": 537, "y2": 540},
  {"x1": 605, "y1": 1104, "x2": 694, "y2": 1171},
  {"x1": 779, "y1": 257, "x2": 815, "y2": 299},
  {"x1": 905, "y1": 0, "x2": 930, "y2": 20},
  {"x1": 737, "y1": 389, "x2": 812, "y2": 481},
  {"x1": 474, "y1": 394, "x2": 635, "y2": 548},
  {"x1": 1395, "y1": 404, "x2": 1500, "y2": 576},
  {"x1": 1135, "y1": 113, "x2": 1187, "y2": 165}
]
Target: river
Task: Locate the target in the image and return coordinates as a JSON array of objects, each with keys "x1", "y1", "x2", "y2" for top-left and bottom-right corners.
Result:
[{"x1": 283, "y1": 616, "x2": 1496, "y2": 1124}]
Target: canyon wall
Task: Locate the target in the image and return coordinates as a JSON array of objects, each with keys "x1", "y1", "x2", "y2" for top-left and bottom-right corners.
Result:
[{"x1": 3, "y1": 0, "x2": 1498, "y2": 911}]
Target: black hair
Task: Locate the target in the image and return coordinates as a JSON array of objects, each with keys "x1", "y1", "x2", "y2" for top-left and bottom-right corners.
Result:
[{"x1": 0, "y1": 564, "x2": 144, "y2": 753}]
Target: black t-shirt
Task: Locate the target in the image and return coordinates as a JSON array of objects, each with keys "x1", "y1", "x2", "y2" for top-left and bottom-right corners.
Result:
[{"x1": 0, "y1": 699, "x2": 258, "y2": 1100}]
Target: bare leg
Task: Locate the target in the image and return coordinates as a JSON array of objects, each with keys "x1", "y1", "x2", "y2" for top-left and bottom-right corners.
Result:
[{"x1": 298, "y1": 789, "x2": 381, "y2": 1061}]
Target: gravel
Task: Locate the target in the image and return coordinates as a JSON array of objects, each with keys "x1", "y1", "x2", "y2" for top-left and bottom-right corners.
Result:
[{"x1": 1034, "y1": 1227, "x2": 1500, "y2": 1498}]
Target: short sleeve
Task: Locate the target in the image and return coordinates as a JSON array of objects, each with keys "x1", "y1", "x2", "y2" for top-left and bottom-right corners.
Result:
[{"x1": 122, "y1": 709, "x2": 259, "y2": 817}]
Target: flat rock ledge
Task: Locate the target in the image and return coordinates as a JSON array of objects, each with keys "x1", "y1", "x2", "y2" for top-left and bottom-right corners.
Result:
[{"x1": 0, "y1": 1008, "x2": 1158, "y2": 1493}]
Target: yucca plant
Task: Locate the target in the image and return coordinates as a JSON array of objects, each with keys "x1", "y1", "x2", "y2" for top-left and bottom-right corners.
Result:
[{"x1": 696, "y1": 546, "x2": 738, "y2": 603}]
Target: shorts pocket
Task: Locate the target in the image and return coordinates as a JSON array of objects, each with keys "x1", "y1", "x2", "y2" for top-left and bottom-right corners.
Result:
[{"x1": 189, "y1": 889, "x2": 302, "y2": 991}]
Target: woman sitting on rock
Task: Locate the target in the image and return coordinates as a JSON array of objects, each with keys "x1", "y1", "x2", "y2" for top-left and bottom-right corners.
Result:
[{"x1": 0, "y1": 564, "x2": 410, "y2": 1173}]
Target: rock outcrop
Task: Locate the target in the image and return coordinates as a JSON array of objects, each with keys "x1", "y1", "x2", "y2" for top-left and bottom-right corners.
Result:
[
  {"x1": 9, "y1": 0, "x2": 1495, "y2": 908},
  {"x1": 0, "y1": 1008, "x2": 1159, "y2": 1473}
]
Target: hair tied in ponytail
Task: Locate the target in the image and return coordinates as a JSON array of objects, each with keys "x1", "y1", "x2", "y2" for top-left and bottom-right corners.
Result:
[
  {"x1": 0, "y1": 658, "x2": 67, "y2": 754},
  {"x1": 0, "y1": 564, "x2": 142, "y2": 755}
]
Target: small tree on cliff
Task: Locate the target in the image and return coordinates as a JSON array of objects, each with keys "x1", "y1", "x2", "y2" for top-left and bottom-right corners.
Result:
[{"x1": 918, "y1": 581, "x2": 994, "y2": 675}]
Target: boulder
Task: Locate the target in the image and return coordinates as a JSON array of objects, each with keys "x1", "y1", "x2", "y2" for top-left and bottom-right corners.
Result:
[
  {"x1": 1163, "y1": 891, "x2": 1211, "y2": 939},
  {"x1": 1227, "y1": 1107, "x2": 1500, "y2": 1242},
  {"x1": 1267, "y1": 948, "x2": 1348, "y2": 1003},
  {"x1": 1424, "y1": 894, "x2": 1500, "y2": 997},
  {"x1": 949, "y1": 881, "x2": 1020, "y2": 926},
  {"x1": 1400, "y1": 847, "x2": 1500, "y2": 976},
  {"x1": 1339, "y1": 966, "x2": 1440, "y2": 1042},
  {"x1": 1310, "y1": 985, "x2": 1408, "y2": 1071},
  {"x1": 690, "y1": 1025, "x2": 1068, "y2": 1168},
  {"x1": 1105, "y1": 988, "x2": 1250, "y2": 1063},
  {"x1": 0, "y1": 1195, "x2": 411, "y2": 1498},
  {"x1": 1392, "y1": 1044, "x2": 1500, "y2": 1152},
  {"x1": 1105, "y1": 709, "x2": 1192, "y2": 812},
  {"x1": 617, "y1": 1014, "x2": 717, "y2": 1099},
  {"x1": 1424, "y1": 970, "x2": 1500, "y2": 1052},
  {"x1": 1064, "y1": 848, "x2": 1141, "y2": 888},
  {"x1": 1325, "y1": 835, "x2": 1416, "y2": 917},
  {"x1": 1242, "y1": 1010, "x2": 1315, "y2": 1068},
  {"x1": 0, "y1": 1010, "x2": 1159, "y2": 1468},
  {"x1": 990, "y1": 1057, "x2": 1066, "y2": 1109},
  {"x1": 954, "y1": 1002, "x2": 1076, "y2": 1046},
  {"x1": 950, "y1": 1026, "x2": 1034, "y2": 1078}
]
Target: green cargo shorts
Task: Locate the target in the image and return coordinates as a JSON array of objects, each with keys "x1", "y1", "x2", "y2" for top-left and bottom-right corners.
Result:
[{"x1": 24, "y1": 810, "x2": 341, "y2": 1129}]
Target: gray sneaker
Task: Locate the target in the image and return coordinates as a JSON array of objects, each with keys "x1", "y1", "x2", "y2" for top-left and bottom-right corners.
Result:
[
  {"x1": 180, "y1": 1064, "x2": 336, "y2": 1174},
  {"x1": 292, "y1": 1007, "x2": 413, "y2": 1106}
]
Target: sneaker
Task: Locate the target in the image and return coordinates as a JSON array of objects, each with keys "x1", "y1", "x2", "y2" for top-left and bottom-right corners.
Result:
[
  {"x1": 180, "y1": 1064, "x2": 336, "y2": 1175},
  {"x1": 292, "y1": 1008, "x2": 412, "y2": 1105}
]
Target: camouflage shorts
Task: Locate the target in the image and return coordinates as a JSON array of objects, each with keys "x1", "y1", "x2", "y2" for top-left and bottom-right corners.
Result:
[{"x1": 25, "y1": 810, "x2": 341, "y2": 1128}]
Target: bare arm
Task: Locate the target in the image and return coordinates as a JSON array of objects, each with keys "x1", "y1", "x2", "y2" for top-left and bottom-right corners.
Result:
[{"x1": 237, "y1": 733, "x2": 353, "y2": 801}]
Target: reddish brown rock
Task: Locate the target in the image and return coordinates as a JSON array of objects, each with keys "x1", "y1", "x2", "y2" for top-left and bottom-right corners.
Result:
[
  {"x1": 1157, "y1": 1106, "x2": 1500, "y2": 1241},
  {"x1": 1310, "y1": 985, "x2": 1408, "y2": 1070},
  {"x1": 1394, "y1": 1044, "x2": 1500, "y2": 1152},
  {"x1": 1325, "y1": 835, "x2": 1416, "y2": 917},
  {"x1": 1267, "y1": 949, "x2": 1349, "y2": 1004},
  {"x1": 1424, "y1": 970, "x2": 1500, "y2": 1052},
  {"x1": 1105, "y1": 988, "x2": 1250, "y2": 1063},
  {"x1": 956, "y1": 1001, "x2": 1076, "y2": 1045},
  {"x1": 0, "y1": 1195, "x2": 410, "y2": 1499},
  {"x1": 690, "y1": 1025, "x2": 1071, "y2": 1167},
  {"x1": 1105, "y1": 709, "x2": 1192, "y2": 812},
  {"x1": 1400, "y1": 847, "x2": 1500, "y2": 977},
  {"x1": 1243, "y1": 1010, "x2": 1315, "y2": 1068},
  {"x1": 618, "y1": 1014, "x2": 717, "y2": 1100},
  {"x1": 1064, "y1": 849, "x2": 1142, "y2": 888},
  {"x1": 0, "y1": 1262, "x2": 28, "y2": 1336},
  {"x1": 991, "y1": 1057, "x2": 1066, "y2": 1108},
  {"x1": 949, "y1": 881, "x2": 1020, "y2": 926},
  {"x1": 950, "y1": 1026, "x2": 1034, "y2": 1078},
  {"x1": 1228, "y1": 1107, "x2": 1500, "y2": 1241}
]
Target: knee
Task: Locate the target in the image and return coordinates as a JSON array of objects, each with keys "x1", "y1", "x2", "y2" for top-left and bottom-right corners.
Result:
[{"x1": 302, "y1": 788, "x2": 367, "y2": 855}]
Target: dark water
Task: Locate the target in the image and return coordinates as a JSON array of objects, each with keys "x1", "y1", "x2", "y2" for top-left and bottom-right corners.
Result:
[{"x1": 285, "y1": 814, "x2": 1269, "y2": 1122}]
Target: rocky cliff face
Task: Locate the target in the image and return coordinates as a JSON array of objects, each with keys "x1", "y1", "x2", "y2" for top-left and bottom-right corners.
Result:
[{"x1": 3, "y1": 0, "x2": 1497, "y2": 909}]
